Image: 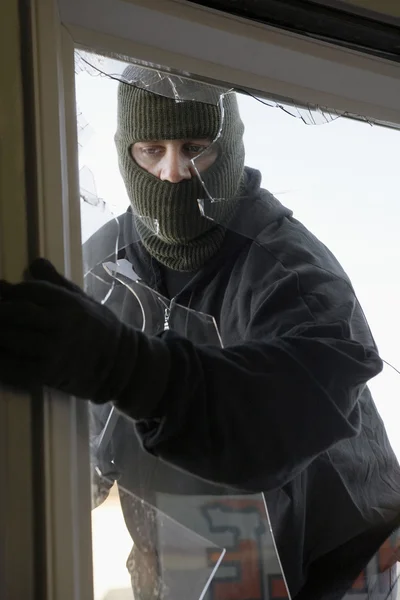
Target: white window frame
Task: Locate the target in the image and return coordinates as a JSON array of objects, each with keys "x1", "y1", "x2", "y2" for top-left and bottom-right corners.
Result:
[
  {"x1": 9, "y1": 0, "x2": 400, "y2": 598},
  {"x1": 0, "y1": 1, "x2": 38, "y2": 598},
  {"x1": 62, "y1": 0, "x2": 400, "y2": 126}
]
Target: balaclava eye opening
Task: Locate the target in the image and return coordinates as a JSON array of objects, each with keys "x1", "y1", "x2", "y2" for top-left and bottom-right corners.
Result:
[{"x1": 115, "y1": 66, "x2": 245, "y2": 272}]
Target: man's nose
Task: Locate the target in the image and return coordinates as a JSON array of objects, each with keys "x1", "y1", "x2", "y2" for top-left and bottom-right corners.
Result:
[{"x1": 159, "y1": 151, "x2": 192, "y2": 183}]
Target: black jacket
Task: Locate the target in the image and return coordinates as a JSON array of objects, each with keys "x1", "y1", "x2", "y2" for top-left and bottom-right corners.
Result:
[{"x1": 86, "y1": 168, "x2": 400, "y2": 599}]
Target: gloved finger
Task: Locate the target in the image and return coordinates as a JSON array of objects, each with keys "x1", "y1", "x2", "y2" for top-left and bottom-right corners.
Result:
[
  {"x1": 0, "y1": 301, "x2": 56, "y2": 330},
  {"x1": 0, "y1": 280, "x2": 14, "y2": 300},
  {"x1": 0, "y1": 358, "x2": 44, "y2": 390},
  {"x1": 27, "y1": 258, "x2": 85, "y2": 296},
  {"x1": 0, "y1": 330, "x2": 53, "y2": 357},
  {"x1": 0, "y1": 279, "x2": 72, "y2": 307}
]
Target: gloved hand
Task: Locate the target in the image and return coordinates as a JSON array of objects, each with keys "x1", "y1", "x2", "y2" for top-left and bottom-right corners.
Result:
[{"x1": 0, "y1": 258, "x2": 138, "y2": 402}]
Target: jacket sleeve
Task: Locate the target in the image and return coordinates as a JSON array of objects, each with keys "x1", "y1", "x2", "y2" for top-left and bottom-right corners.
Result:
[{"x1": 113, "y1": 267, "x2": 383, "y2": 492}]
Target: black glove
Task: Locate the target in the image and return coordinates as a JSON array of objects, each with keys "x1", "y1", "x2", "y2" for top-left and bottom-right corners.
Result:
[{"x1": 0, "y1": 258, "x2": 138, "y2": 402}]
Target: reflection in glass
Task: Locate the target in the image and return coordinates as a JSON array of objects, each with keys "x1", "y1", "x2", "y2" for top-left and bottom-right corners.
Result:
[{"x1": 75, "y1": 51, "x2": 400, "y2": 600}]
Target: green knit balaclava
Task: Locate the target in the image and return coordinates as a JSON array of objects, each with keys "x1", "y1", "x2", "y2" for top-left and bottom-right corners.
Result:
[{"x1": 115, "y1": 67, "x2": 245, "y2": 271}]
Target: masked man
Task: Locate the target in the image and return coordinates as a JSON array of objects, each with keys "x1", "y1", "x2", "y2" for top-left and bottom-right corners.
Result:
[{"x1": 1, "y1": 66, "x2": 400, "y2": 600}]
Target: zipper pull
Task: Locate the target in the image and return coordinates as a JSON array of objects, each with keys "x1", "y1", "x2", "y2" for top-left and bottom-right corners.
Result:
[{"x1": 164, "y1": 306, "x2": 170, "y2": 330}]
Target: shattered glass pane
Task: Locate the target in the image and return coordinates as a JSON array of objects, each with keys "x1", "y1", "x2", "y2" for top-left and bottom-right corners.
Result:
[
  {"x1": 91, "y1": 475, "x2": 225, "y2": 600},
  {"x1": 75, "y1": 50, "x2": 400, "y2": 600},
  {"x1": 77, "y1": 107, "x2": 94, "y2": 149},
  {"x1": 76, "y1": 50, "x2": 232, "y2": 104},
  {"x1": 340, "y1": 526, "x2": 400, "y2": 600},
  {"x1": 80, "y1": 166, "x2": 106, "y2": 208},
  {"x1": 75, "y1": 50, "x2": 346, "y2": 124}
]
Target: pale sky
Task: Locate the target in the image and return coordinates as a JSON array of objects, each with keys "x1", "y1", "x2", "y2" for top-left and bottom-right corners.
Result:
[{"x1": 75, "y1": 59, "x2": 400, "y2": 458}]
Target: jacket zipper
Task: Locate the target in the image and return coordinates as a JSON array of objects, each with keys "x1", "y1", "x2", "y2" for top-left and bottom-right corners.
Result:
[{"x1": 164, "y1": 306, "x2": 170, "y2": 331}]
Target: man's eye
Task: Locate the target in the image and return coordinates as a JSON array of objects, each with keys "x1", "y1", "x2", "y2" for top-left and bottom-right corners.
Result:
[
  {"x1": 141, "y1": 147, "x2": 162, "y2": 156},
  {"x1": 186, "y1": 144, "x2": 209, "y2": 155}
]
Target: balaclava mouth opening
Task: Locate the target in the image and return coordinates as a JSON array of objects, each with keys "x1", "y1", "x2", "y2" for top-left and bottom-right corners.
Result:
[{"x1": 115, "y1": 66, "x2": 245, "y2": 272}]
